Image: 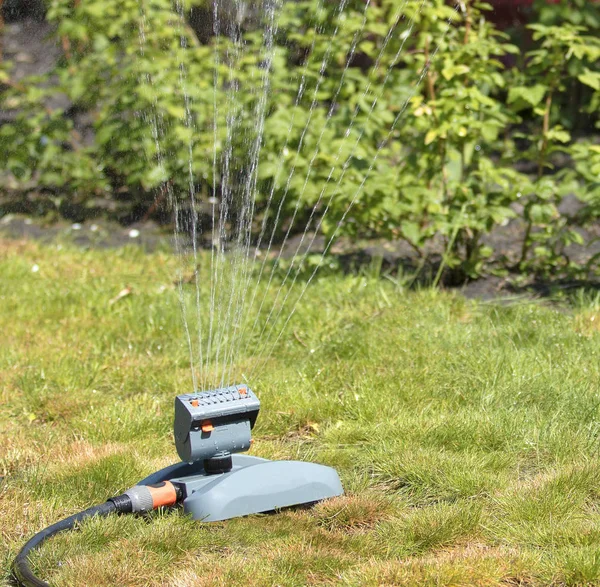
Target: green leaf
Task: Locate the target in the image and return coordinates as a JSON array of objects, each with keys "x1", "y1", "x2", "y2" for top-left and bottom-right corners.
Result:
[
  {"x1": 546, "y1": 127, "x2": 571, "y2": 144},
  {"x1": 424, "y1": 129, "x2": 437, "y2": 146},
  {"x1": 441, "y1": 64, "x2": 470, "y2": 81},
  {"x1": 480, "y1": 125, "x2": 499, "y2": 142},
  {"x1": 507, "y1": 85, "x2": 547, "y2": 108},
  {"x1": 529, "y1": 203, "x2": 558, "y2": 224},
  {"x1": 144, "y1": 165, "x2": 168, "y2": 188},
  {"x1": 578, "y1": 69, "x2": 600, "y2": 91},
  {"x1": 401, "y1": 221, "x2": 423, "y2": 246},
  {"x1": 165, "y1": 104, "x2": 186, "y2": 119}
]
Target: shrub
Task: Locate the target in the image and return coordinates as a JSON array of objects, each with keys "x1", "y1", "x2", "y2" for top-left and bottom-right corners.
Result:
[
  {"x1": 0, "y1": 0, "x2": 599, "y2": 282},
  {"x1": 507, "y1": 22, "x2": 600, "y2": 275},
  {"x1": 257, "y1": 0, "x2": 525, "y2": 281}
]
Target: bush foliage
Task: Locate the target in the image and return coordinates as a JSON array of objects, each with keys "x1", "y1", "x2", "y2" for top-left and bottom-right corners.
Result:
[{"x1": 0, "y1": 0, "x2": 599, "y2": 280}]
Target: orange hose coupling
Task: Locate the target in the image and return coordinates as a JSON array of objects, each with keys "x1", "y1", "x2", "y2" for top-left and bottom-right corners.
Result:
[
  {"x1": 147, "y1": 481, "x2": 179, "y2": 509},
  {"x1": 124, "y1": 481, "x2": 181, "y2": 513}
]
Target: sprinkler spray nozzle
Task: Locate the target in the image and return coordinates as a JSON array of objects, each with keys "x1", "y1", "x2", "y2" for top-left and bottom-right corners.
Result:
[{"x1": 173, "y1": 384, "x2": 260, "y2": 470}]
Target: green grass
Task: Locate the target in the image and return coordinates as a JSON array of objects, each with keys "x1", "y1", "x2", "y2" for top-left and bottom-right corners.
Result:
[{"x1": 3, "y1": 238, "x2": 600, "y2": 585}]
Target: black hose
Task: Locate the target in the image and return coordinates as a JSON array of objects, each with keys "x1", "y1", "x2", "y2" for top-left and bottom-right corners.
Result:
[
  {"x1": 12, "y1": 484, "x2": 180, "y2": 586},
  {"x1": 12, "y1": 499, "x2": 128, "y2": 587}
]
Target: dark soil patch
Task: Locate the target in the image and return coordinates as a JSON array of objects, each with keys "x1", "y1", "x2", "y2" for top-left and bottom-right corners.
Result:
[
  {"x1": 3, "y1": 213, "x2": 599, "y2": 303},
  {"x1": 0, "y1": 215, "x2": 171, "y2": 252}
]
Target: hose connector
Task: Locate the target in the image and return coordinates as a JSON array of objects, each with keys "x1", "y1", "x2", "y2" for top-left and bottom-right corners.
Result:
[{"x1": 122, "y1": 481, "x2": 181, "y2": 513}]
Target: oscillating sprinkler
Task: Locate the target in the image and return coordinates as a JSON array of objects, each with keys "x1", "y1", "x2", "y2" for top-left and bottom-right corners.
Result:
[
  {"x1": 135, "y1": 384, "x2": 343, "y2": 521},
  {"x1": 13, "y1": 385, "x2": 343, "y2": 586}
]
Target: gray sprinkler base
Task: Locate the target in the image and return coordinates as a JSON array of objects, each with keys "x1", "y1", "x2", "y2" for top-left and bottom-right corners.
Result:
[{"x1": 138, "y1": 454, "x2": 344, "y2": 521}]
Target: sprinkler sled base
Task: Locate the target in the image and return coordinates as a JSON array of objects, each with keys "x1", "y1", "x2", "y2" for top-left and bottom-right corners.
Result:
[{"x1": 138, "y1": 454, "x2": 343, "y2": 521}]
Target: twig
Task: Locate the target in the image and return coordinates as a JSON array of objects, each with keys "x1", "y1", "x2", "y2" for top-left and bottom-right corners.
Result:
[
  {"x1": 463, "y1": 0, "x2": 472, "y2": 45},
  {"x1": 293, "y1": 330, "x2": 308, "y2": 348},
  {"x1": 142, "y1": 179, "x2": 172, "y2": 222}
]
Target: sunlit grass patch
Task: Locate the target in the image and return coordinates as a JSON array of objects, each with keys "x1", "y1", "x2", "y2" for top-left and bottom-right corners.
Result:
[
  {"x1": 574, "y1": 310, "x2": 600, "y2": 338},
  {"x1": 339, "y1": 544, "x2": 538, "y2": 586}
]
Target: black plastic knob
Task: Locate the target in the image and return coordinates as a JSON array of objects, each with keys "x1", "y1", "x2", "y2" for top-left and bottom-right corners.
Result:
[{"x1": 204, "y1": 453, "x2": 233, "y2": 475}]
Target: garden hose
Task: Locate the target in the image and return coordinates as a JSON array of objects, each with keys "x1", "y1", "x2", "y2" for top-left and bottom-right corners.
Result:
[{"x1": 12, "y1": 482, "x2": 182, "y2": 587}]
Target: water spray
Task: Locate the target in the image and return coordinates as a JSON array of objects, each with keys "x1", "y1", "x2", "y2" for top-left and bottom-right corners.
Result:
[{"x1": 13, "y1": 385, "x2": 343, "y2": 586}]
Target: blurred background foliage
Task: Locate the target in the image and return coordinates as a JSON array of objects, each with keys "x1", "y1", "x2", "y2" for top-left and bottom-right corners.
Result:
[{"x1": 0, "y1": 0, "x2": 599, "y2": 280}]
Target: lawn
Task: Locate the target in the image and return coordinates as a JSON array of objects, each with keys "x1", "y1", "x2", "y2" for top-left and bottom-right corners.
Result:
[{"x1": 3, "y1": 238, "x2": 600, "y2": 586}]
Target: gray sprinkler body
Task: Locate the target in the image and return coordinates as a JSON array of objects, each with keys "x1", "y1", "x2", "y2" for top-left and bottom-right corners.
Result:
[
  {"x1": 174, "y1": 385, "x2": 260, "y2": 463},
  {"x1": 139, "y1": 384, "x2": 343, "y2": 521}
]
